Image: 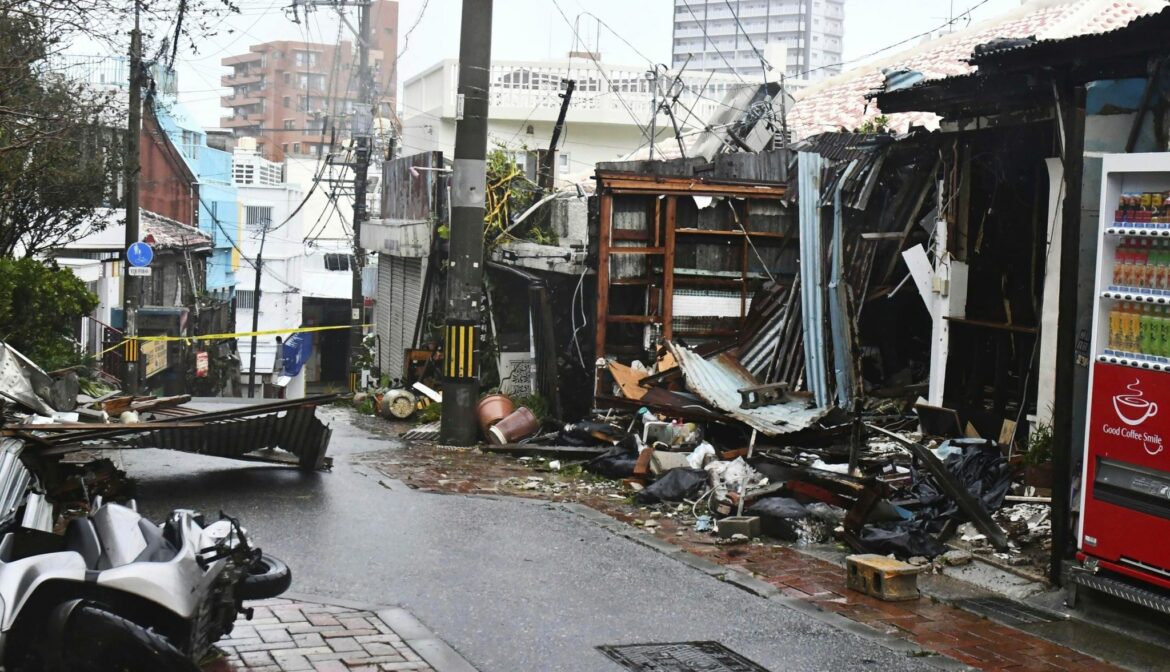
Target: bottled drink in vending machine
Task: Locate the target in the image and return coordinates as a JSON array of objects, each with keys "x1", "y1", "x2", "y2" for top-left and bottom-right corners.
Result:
[
  {"x1": 1137, "y1": 239, "x2": 1152, "y2": 288},
  {"x1": 1113, "y1": 238, "x2": 1130, "y2": 287},
  {"x1": 1141, "y1": 305, "x2": 1156, "y2": 356},
  {"x1": 1160, "y1": 306, "x2": 1170, "y2": 357},
  {"x1": 1110, "y1": 306, "x2": 1124, "y2": 351},
  {"x1": 1127, "y1": 302, "x2": 1143, "y2": 352}
]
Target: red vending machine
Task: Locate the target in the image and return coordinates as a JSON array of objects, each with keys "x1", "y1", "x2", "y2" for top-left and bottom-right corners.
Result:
[{"x1": 1078, "y1": 152, "x2": 1170, "y2": 596}]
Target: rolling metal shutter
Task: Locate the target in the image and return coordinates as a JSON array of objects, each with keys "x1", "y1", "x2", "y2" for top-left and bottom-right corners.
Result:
[{"x1": 376, "y1": 254, "x2": 426, "y2": 382}]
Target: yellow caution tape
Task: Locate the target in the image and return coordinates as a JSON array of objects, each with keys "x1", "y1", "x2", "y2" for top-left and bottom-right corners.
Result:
[
  {"x1": 99, "y1": 339, "x2": 129, "y2": 356},
  {"x1": 98, "y1": 324, "x2": 373, "y2": 351}
]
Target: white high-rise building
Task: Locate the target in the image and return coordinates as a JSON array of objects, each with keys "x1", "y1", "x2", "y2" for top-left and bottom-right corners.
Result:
[{"x1": 672, "y1": 0, "x2": 845, "y2": 83}]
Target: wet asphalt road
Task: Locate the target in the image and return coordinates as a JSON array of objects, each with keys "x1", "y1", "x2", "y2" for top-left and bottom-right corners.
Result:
[{"x1": 117, "y1": 401, "x2": 936, "y2": 672}]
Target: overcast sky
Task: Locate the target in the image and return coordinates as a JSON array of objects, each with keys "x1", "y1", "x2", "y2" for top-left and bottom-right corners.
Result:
[{"x1": 155, "y1": 0, "x2": 1022, "y2": 128}]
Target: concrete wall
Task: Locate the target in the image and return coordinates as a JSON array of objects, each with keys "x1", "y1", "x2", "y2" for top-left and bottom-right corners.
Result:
[
  {"x1": 399, "y1": 58, "x2": 744, "y2": 178},
  {"x1": 234, "y1": 183, "x2": 305, "y2": 385},
  {"x1": 140, "y1": 112, "x2": 197, "y2": 226}
]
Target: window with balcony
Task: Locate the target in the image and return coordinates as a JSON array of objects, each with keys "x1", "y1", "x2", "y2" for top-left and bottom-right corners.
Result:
[
  {"x1": 245, "y1": 205, "x2": 273, "y2": 233},
  {"x1": 297, "y1": 73, "x2": 325, "y2": 90},
  {"x1": 324, "y1": 254, "x2": 354, "y2": 272},
  {"x1": 294, "y1": 51, "x2": 320, "y2": 67},
  {"x1": 235, "y1": 289, "x2": 255, "y2": 310}
]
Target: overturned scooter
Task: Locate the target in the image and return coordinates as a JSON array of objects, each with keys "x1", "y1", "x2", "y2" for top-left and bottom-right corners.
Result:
[{"x1": 0, "y1": 497, "x2": 290, "y2": 671}]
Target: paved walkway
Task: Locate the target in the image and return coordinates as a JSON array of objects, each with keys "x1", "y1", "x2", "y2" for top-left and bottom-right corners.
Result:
[
  {"x1": 372, "y1": 444, "x2": 1126, "y2": 672},
  {"x1": 203, "y1": 595, "x2": 477, "y2": 672}
]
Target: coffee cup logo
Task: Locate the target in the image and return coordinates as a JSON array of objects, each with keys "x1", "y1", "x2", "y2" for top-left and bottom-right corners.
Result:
[{"x1": 1114, "y1": 379, "x2": 1159, "y2": 426}]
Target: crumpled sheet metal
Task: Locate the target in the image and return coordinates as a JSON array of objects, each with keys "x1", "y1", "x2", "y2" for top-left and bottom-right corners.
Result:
[
  {"x1": 0, "y1": 438, "x2": 31, "y2": 528},
  {"x1": 670, "y1": 344, "x2": 828, "y2": 436},
  {"x1": 0, "y1": 342, "x2": 56, "y2": 416}
]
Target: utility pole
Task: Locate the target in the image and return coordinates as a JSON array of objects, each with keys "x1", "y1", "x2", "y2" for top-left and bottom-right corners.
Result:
[
  {"x1": 247, "y1": 218, "x2": 269, "y2": 398},
  {"x1": 347, "y1": 0, "x2": 373, "y2": 392},
  {"x1": 439, "y1": 0, "x2": 493, "y2": 446},
  {"x1": 122, "y1": 1, "x2": 142, "y2": 395},
  {"x1": 539, "y1": 79, "x2": 575, "y2": 191}
]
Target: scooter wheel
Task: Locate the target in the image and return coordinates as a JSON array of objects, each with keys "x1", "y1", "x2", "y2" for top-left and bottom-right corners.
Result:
[
  {"x1": 59, "y1": 602, "x2": 199, "y2": 672},
  {"x1": 239, "y1": 554, "x2": 293, "y2": 600}
]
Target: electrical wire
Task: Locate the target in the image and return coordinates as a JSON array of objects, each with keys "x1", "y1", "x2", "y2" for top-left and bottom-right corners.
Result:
[
  {"x1": 795, "y1": 0, "x2": 994, "y2": 80},
  {"x1": 198, "y1": 194, "x2": 300, "y2": 291},
  {"x1": 549, "y1": 0, "x2": 652, "y2": 143},
  {"x1": 723, "y1": 0, "x2": 771, "y2": 82},
  {"x1": 677, "y1": 0, "x2": 750, "y2": 85}
]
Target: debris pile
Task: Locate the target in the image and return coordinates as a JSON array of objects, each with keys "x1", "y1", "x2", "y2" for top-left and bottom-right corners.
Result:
[
  {"x1": 445, "y1": 376, "x2": 1052, "y2": 579},
  {"x1": 0, "y1": 341, "x2": 337, "y2": 476}
]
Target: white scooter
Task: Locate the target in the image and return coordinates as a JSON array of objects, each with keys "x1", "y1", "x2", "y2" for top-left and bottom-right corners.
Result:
[{"x1": 0, "y1": 496, "x2": 290, "y2": 671}]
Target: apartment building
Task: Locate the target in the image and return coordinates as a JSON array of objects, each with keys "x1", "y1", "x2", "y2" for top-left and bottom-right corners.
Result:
[
  {"x1": 220, "y1": 0, "x2": 398, "y2": 162},
  {"x1": 672, "y1": 0, "x2": 845, "y2": 82}
]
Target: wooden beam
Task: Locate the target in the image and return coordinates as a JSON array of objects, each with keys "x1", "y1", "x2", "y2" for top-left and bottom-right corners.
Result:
[
  {"x1": 663, "y1": 196, "x2": 677, "y2": 342},
  {"x1": 608, "y1": 246, "x2": 665, "y2": 255},
  {"x1": 607, "y1": 315, "x2": 658, "y2": 324},
  {"x1": 596, "y1": 194, "x2": 612, "y2": 362}
]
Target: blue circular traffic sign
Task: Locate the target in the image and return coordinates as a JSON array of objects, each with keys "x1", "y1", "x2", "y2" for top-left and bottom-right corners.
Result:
[{"x1": 127, "y1": 241, "x2": 154, "y2": 267}]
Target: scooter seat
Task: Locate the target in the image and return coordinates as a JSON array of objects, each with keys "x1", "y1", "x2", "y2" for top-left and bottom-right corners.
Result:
[{"x1": 63, "y1": 518, "x2": 101, "y2": 570}]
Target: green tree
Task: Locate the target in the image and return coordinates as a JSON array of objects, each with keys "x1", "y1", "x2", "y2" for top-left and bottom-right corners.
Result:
[
  {"x1": 0, "y1": 258, "x2": 98, "y2": 370},
  {"x1": 0, "y1": 10, "x2": 123, "y2": 258}
]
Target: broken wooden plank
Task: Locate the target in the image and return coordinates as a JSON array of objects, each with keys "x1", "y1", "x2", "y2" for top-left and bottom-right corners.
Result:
[
  {"x1": 480, "y1": 444, "x2": 612, "y2": 459},
  {"x1": 608, "y1": 362, "x2": 650, "y2": 401}
]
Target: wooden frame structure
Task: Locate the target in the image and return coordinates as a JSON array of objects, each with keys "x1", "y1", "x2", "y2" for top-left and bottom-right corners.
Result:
[{"x1": 594, "y1": 171, "x2": 788, "y2": 361}]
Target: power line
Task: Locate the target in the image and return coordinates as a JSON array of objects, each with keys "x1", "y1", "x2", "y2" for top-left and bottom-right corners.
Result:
[
  {"x1": 723, "y1": 0, "x2": 770, "y2": 82},
  {"x1": 795, "y1": 0, "x2": 994, "y2": 79},
  {"x1": 197, "y1": 193, "x2": 300, "y2": 291},
  {"x1": 677, "y1": 0, "x2": 749, "y2": 85},
  {"x1": 549, "y1": 0, "x2": 652, "y2": 144}
]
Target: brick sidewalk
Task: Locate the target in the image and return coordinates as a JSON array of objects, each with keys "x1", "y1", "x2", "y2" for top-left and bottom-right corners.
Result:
[
  {"x1": 202, "y1": 596, "x2": 476, "y2": 672},
  {"x1": 369, "y1": 445, "x2": 1124, "y2": 672}
]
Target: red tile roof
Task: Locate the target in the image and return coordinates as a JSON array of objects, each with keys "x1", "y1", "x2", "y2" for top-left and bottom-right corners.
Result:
[
  {"x1": 141, "y1": 210, "x2": 212, "y2": 251},
  {"x1": 787, "y1": 0, "x2": 1169, "y2": 140}
]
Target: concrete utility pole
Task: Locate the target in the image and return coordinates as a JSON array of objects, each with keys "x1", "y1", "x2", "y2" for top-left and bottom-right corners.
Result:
[
  {"x1": 247, "y1": 217, "x2": 270, "y2": 398},
  {"x1": 539, "y1": 79, "x2": 575, "y2": 190},
  {"x1": 347, "y1": 0, "x2": 373, "y2": 392},
  {"x1": 122, "y1": 1, "x2": 142, "y2": 395},
  {"x1": 439, "y1": 0, "x2": 493, "y2": 446}
]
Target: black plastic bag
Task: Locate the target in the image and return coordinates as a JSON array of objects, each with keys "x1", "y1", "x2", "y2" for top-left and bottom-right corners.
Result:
[
  {"x1": 859, "y1": 522, "x2": 947, "y2": 559},
  {"x1": 634, "y1": 468, "x2": 708, "y2": 504},
  {"x1": 584, "y1": 439, "x2": 639, "y2": 479},
  {"x1": 558, "y1": 421, "x2": 627, "y2": 446},
  {"x1": 910, "y1": 439, "x2": 1012, "y2": 531},
  {"x1": 584, "y1": 448, "x2": 638, "y2": 479},
  {"x1": 746, "y1": 497, "x2": 808, "y2": 541}
]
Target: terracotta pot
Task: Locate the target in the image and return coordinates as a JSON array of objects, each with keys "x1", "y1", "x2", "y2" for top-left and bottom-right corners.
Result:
[
  {"x1": 1025, "y1": 462, "x2": 1054, "y2": 490},
  {"x1": 487, "y1": 407, "x2": 539, "y2": 445},
  {"x1": 476, "y1": 394, "x2": 515, "y2": 438}
]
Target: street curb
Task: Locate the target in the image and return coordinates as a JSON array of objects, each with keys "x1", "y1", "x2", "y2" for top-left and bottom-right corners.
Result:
[
  {"x1": 280, "y1": 592, "x2": 480, "y2": 672},
  {"x1": 554, "y1": 505, "x2": 975, "y2": 671}
]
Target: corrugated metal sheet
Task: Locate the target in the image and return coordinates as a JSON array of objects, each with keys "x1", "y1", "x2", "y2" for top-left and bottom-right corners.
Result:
[
  {"x1": 670, "y1": 345, "x2": 827, "y2": 436},
  {"x1": 828, "y1": 185, "x2": 856, "y2": 410},
  {"x1": 44, "y1": 396, "x2": 337, "y2": 470},
  {"x1": 0, "y1": 439, "x2": 31, "y2": 528},
  {"x1": 131, "y1": 405, "x2": 331, "y2": 469},
  {"x1": 376, "y1": 255, "x2": 426, "y2": 381},
  {"x1": 798, "y1": 152, "x2": 830, "y2": 408},
  {"x1": 376, "y1": 258, "x2": 394, "y2": 378}
]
